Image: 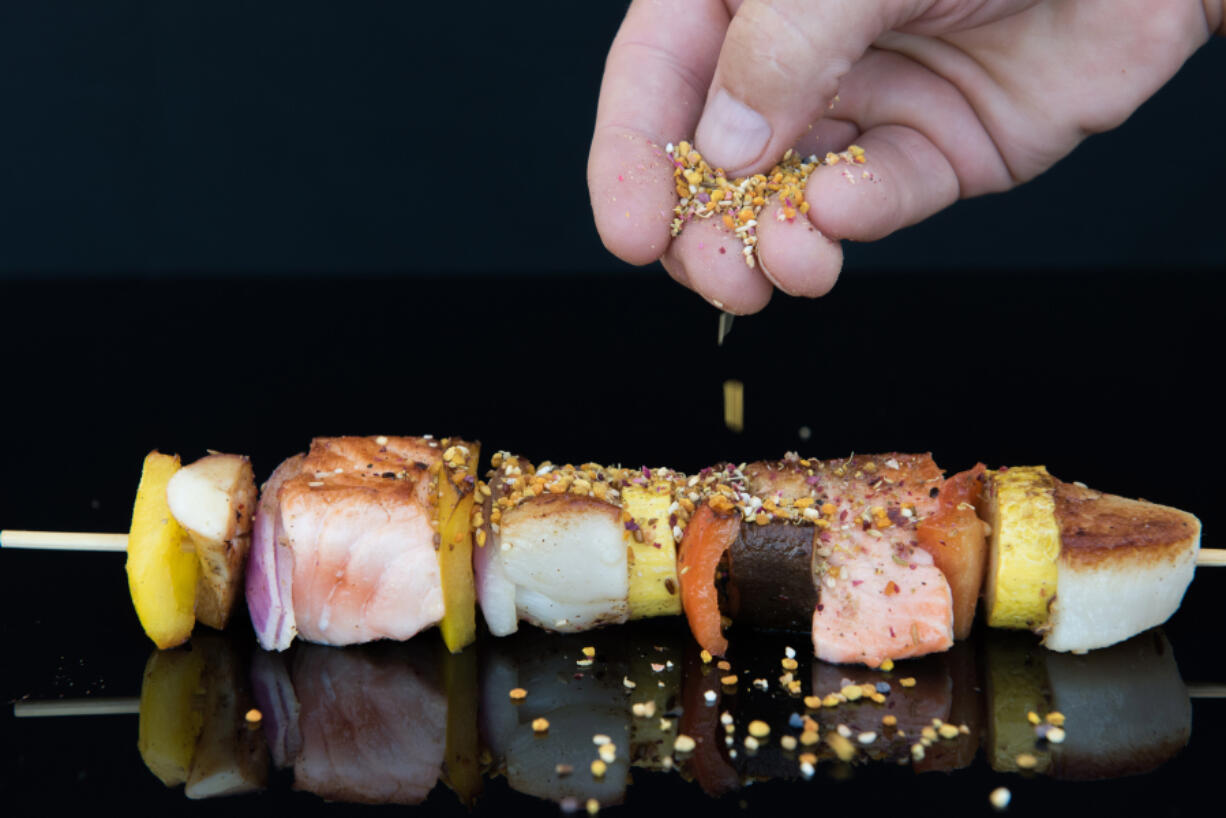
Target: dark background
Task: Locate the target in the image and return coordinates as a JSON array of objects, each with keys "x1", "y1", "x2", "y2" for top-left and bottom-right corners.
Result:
[
  {"x1": 0, "y1": 1, "x2": 1223, "y2": 277},
  {"x1": 1, "y1": 3, "x2": 1224, "y2": 816}
]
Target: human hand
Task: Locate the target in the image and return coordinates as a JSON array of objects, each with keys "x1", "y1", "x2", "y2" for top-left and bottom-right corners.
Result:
[{"x1": 588, "y1": 0, "x2": 1220, "y2": 314}]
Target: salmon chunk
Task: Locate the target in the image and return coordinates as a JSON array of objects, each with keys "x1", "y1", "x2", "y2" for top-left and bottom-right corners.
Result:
[{"x1": 805, "y1": 454, "x2": 953, "y2": 666}]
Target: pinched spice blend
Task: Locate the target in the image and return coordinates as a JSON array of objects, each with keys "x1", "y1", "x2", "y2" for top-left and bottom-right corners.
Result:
[{"x1": 666, "y1": 141, "x2": 867, "y2": 268}]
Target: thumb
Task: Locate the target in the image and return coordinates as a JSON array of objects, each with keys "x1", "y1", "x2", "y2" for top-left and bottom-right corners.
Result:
[{"x1": 695, "y1": 0, "x2": 927, "y2": 175}]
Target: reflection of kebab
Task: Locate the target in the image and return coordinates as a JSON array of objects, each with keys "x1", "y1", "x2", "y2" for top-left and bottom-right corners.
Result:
[
  {"x1": 1, "y1": 438, "x2": 1214, "y2": 667},
  {"x1": 13, "y1": 628, "x2": 1219, "y2": 807}
]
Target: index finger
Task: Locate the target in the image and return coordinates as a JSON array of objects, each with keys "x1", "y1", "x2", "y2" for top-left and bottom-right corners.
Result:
[{"x1": 587, "y1": 0, "x2": 731, "y2": 266}]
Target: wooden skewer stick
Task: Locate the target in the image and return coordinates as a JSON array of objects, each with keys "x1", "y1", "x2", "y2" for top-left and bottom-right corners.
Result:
[
  {"x1": 0, "y1": 530, "x2": 128, "y2": 552},
  {"x1": 4, "y1": 529, "x2": 1224, "y2": 565},
  {"x1": 1197, "y1": 549, "x2": 1226, "y2": 567},
  {"x1": 13, "y1": 697, "x2": 140, "y2": 718},
  {"x1": 14, "y1": 683, "x2": 1223, "y2": 720}
]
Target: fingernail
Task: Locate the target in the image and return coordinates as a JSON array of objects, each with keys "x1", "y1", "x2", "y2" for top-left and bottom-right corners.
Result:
[
  {"x1": 756, "y1": 252, "x2": 792, "y2": 296},
  {"x1": 695, "y1": 89, "x2": 771, "y2": 172}
]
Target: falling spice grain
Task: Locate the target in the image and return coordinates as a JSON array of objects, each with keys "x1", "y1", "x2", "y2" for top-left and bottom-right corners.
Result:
[{"x1": 723, "y1": 379, "x2": 744, "y2": 433}]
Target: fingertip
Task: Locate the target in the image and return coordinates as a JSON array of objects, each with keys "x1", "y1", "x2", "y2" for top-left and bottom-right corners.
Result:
[
  {"x1": 805, "y1": 126, "x2": 959, "y2": 243},
  {"x1": 665, "y1": 217, "x2": 772, "y2": 315},
  {"x1": 755, "y1": 207, "x2": 843, "y2": 298},
  {"x1": 588, "y1": 127, "x2": 677, "y2": 266}
]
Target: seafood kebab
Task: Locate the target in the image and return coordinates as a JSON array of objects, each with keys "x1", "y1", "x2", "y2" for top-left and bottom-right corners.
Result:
[{"x1": 1, "y1": 435, "x2": 1211, "y2": 667}]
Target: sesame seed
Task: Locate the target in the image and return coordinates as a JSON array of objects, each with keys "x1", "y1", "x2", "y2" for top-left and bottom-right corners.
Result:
[
  {"x1": 1016, "y1": 753, "x2": 1038, "y2": 770},
  {"x1": 599, "y1": 743, "x2": 617, "y2": 763},
  {"x1": 781, "y1": 735, "x2": 798, "y2": 751},
  {"x1": 590, "y1": 760, "x2": 607, "y2": 778},
  {"x1": 592, "y1": 734, "x2": 611, "y2": 746},
  {"x1": 532, "y1": 717, "x2": 549, "y2": 733},
  {"x1": 704, "y1": 690, "x2": 717, "y2": 704},
  {"x1": 857, "y1": 731, "x2": 877, "y2": 745},
  {"x1": 673, "y1": 734, "x2": 696, "y2": 753},
  {"x1": 1046, "y1": 727, "x2": 1066, "y2": 744},
  {"x1": 990, "y1": 787, "x2": 1012, "y2": 810},
  {"x1": 587, "y1": 799, "x2": 600, "y2": 816},
  {"x1": 244, "y1": 708, "x2": 262, "y2": 724},
  {"x1": 899, "y1": 677, "x2": 917, "y2": 688},
  {"x1": 747, "y1": 720, "x2": 770, "y2": 738},
  {"x1": 509, "y1": 688, "x2": 527, "y2": 701}
]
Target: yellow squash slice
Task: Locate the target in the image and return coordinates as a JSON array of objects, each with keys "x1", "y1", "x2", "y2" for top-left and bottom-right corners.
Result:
[
  {"x1": 436, "y1": 440, "x2": 480, "y2": 653},
  {"x1": 624, "y1": 481, "x2": 683, "y2": 620},
  {"x1": 127, "y1": 451, "x2": 198, "y2": 649},
  {"x1": 440, "y1": 644, "x2": 482, "y2": 805},
  {"x1": 983, "y1": 466, "x2": 1060, "y2": 630},
  {"x1": 137, "y1": 647, "x2": 207, "y2": 786},
  {"x1": 985, "y1": 633, "x2": 1053, "y2": 774}
]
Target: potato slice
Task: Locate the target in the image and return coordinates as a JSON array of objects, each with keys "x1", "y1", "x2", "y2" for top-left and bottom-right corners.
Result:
[
  {"x1": 624, "y1": 481, "x2": 682, "y2": 619},
  {"x1": 138, "y1": 646, "x2": 207, "y2": 786},
  {"x1": 127, "y1": 451, "x2": 198, "y2": 649},
  {"x1": 166, "y1": 453, "x2": 257, "y2": 631},
  {"x1": 436, "y1": 440, "x2": 480, "y2": 653}
]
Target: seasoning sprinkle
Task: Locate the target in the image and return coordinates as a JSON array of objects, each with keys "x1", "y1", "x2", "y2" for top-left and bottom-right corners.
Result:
[
  {"x1": 747, "y1": 720, "x2": 770, "y2": 738},
  {"x1": 990, "y1": 786, "x2": 1012, "y2": 811},
  {"x1": 667, "y1": 142, "x2": 867, "y2": 268}
]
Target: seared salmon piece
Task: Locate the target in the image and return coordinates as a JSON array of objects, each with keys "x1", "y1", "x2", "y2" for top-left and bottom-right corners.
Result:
[
  {"x1": 805, "y1": 454, "x2": 954, "y2": 667},
  {"x1": 279, "y1": 436, "x2": 445, "y2": 646}
]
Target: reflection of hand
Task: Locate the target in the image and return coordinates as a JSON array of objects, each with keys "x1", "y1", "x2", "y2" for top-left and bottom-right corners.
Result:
[{"x1": 588, "y1": 1, "x2": 1220, "y2": 314}]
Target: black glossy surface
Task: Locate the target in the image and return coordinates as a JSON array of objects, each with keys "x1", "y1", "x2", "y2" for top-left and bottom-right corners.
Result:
[
  {"x1": 1, "y1": 271, "x2": 1223, "y2": 815},
  {"x1": 0, "y1": 4, "x2": 1224, "y2": 278}
]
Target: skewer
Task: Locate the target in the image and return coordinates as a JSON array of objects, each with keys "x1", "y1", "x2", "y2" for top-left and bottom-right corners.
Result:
[
  {"x1": 1, "y1": 530, "x2": 128, "y2": 552},
  {"x1": 13, "y1": 697, "x2": 140, "y2": 717},
  {"x1": 8, "y1": 530, "x2": 1224, "y2": 564},
  {"x1": 13, "y1": 680, "x2": 1224, "y2": 721}
]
